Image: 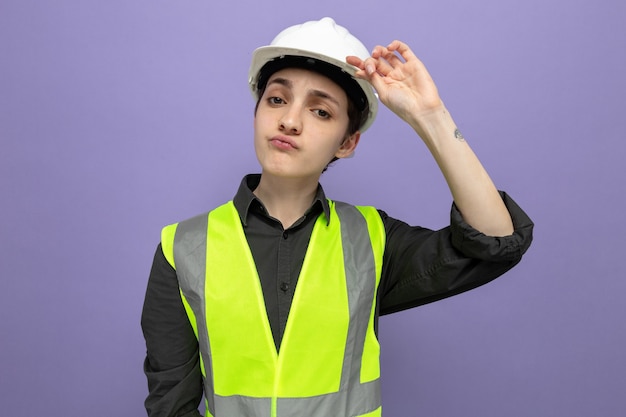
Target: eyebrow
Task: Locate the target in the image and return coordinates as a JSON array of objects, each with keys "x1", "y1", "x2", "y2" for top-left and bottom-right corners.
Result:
[{"x1": 267, "y1": 77, "x2": 341, "y2": 107}]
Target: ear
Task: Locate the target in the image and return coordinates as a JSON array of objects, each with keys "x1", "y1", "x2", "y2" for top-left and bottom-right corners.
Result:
[{"x1": 335, "y1": 131, "x2": 361, "y2": 159}]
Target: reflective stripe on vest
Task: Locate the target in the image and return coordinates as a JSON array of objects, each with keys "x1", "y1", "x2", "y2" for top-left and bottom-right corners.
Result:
[{"x1": 161, "y1": 200, "x2": 385, "y2": 417}]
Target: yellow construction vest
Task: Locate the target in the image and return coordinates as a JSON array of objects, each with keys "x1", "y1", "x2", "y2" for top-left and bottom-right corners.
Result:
[{"x1": 161, "y1": 200, "x2": 385, "y2": 417}]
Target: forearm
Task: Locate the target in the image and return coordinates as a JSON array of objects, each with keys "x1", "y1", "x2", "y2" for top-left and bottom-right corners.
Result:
[
  {"x1": 348, "y1": 40, "x2": 515, "y2": 236},
  {"x1": 408, "y1": 105, "x2": 514, "y2": 237}
]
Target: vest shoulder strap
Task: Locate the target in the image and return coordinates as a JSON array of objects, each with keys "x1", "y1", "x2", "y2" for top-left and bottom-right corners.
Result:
[{"x1": 160, "y1": 222, "x2": 178, "y2": 268}]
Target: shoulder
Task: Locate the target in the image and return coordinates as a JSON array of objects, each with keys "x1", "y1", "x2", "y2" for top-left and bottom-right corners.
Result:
[{"x1": 159, "y1": 202, "x2": 234, "y2": 266}]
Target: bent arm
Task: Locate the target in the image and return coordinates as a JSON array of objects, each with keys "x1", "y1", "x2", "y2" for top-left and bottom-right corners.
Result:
[
  {"x1": 379, "y1": 191, "x2": 533, "y2": 314},
  {"x1": 348, "y1": 40, "x2": 513, "y2": 236}
]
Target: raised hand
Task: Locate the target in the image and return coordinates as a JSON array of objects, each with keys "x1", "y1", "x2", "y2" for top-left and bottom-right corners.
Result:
[
  {"x1": 349, "y1": 41, "x2": 514, "y2": 237},
  {"x1": 347, "y1": 40, "x2": 443, "y2": 125}
]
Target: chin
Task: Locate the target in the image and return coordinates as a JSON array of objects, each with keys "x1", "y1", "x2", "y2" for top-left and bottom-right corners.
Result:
[{"x1": 262, "y1": 165, "x2": 321, "y2": 181}]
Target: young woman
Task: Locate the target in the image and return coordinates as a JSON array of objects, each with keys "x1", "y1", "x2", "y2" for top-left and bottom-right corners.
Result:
[{"x1": 141, "y1": 17, "x2": 533, "y2": 417}]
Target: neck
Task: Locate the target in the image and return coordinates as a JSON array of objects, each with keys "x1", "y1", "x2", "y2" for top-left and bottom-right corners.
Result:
[{"x1": 253, "y1": 174, "x2": 319, "y2": 228}]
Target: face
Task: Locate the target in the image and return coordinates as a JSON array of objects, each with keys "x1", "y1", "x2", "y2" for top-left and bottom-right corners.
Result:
[{"x1": 253, "y1": 67, "x2": 360, "y2": 180}]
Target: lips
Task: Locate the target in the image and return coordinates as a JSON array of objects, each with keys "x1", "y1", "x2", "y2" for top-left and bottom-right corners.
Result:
[{"x1": 270, "y1": 135, "x2": 298, "y2": 150}]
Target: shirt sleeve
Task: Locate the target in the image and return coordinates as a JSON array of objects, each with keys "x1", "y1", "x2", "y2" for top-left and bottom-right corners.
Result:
[
  {"x1": 378, "y1": 191, "x2": 534, "y2": 315},
  {"x1": 141, "y1": 244, "x2": 203, "y2": 417}
]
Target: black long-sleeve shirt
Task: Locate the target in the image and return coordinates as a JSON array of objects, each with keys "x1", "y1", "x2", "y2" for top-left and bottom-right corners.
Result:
[{"x1": 141, "y1": 174, "x2": 534, "y2": 417}]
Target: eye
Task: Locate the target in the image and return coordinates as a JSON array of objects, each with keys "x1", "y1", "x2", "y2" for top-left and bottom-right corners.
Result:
[
  {"x1": 313, "y1": 109, "x2": 330, "y2": 119},
  {"x1": 268, "y1": 96, "x2": 284, "y2": 105}
]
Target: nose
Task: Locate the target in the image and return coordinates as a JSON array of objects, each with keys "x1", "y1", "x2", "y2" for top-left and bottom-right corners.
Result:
[{"x1": 279, "y1": 108, "x2": 302, "y2": 134}]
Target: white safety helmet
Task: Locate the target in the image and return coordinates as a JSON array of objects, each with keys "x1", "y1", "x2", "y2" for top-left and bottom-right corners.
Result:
[{"x1": 248, "y1": 17, "x2": 378, "y2": 132}]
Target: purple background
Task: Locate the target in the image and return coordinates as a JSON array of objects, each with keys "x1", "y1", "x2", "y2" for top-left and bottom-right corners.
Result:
[{"x1": 1, "y1": 1, "x2": 625, "y2": 416}]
